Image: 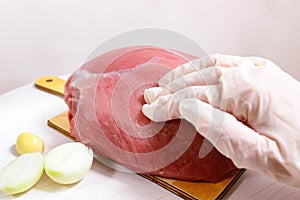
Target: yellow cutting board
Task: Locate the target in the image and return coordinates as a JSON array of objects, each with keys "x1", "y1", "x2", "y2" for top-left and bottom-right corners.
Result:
[{"x1": 36, "y1": 76, "x2": 245, "y2": 200}]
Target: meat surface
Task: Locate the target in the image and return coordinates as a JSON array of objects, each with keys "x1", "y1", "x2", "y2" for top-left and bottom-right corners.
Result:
[{"x1": 64, "y1": 46, "x2": 236, "y2": 182}]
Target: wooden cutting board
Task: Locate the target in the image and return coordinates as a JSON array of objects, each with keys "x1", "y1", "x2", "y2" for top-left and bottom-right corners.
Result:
[{"x1": 36, "y1": 76, "x2": 245, "y2": 200}]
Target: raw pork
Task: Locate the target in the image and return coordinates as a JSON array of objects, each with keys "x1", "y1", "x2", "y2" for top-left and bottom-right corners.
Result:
[{"x1": 64, "y1": 46, "x2": 236, "y2": 182}]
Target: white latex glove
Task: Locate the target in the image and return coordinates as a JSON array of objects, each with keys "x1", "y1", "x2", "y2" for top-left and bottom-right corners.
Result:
[{"x1": 142, "y1": 54, "x2": 300, "y2": 187}]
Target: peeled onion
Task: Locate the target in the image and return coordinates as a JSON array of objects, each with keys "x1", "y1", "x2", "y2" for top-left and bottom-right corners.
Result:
[
  {"x1": 44, "y1": 142, "x2": 93, "y2": 184},
  {"x1": 0, "y1": 152, "x2": 44, "y2": 194}
]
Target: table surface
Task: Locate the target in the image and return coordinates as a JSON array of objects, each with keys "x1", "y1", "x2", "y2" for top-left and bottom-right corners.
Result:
[{"x1": 0, "y1": 78, "x2": 300, "y2": 200}]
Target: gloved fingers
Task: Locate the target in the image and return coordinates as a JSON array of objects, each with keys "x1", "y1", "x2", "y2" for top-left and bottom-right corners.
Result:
[
  {"x1": 142, "y1": 85, "x2": 220, "y2": 121},
  {"x1": 214, "y1": 54, "x2": 279, "y2": 69},
  {"x1": 158, "y1": 56, "x2": 214, "y2": 87},
  {"x1": 215, "y1": 54, "x2": 275, "y2": 68},
  {"x1": 158, "y1": 54, "x2": 268, "y2": 90},
  {"x1": 178, "y1": 98, "x2": 280, "y2": 171},
  {"x1": 157, "y1": 54, "x2": 249, "y2": 91},
  {"x1": 144, "y1": 66, "x2": 229, "y2": 104},
  {"x1": 144, "y1": 87, "x2": 171, "y2": 104},
  {"x1": 161, "y1": 66, "x2": 231, "y2": 93},
  {"x1": 158, "y1": 53, "x2": 248, "y2": 86}
]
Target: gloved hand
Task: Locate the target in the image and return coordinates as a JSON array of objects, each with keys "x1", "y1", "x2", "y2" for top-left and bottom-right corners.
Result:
[{"x1": 142, "y1": 54, "x2": 300, "y2": 187}]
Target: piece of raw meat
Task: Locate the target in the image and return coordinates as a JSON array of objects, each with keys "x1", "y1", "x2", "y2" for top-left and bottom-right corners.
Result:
[{"x1": 64, "y1": 46, "x2": 236, "y2": 182}]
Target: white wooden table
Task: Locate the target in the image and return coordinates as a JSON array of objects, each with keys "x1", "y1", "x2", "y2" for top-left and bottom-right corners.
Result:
[{"x1": 0, "y1": 79, "x2": 299, "y2": 200}]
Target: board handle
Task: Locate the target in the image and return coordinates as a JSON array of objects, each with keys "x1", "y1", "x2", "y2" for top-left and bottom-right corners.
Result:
[{"x1": 35, "y1": 76, "x2": 65, "y2": 97}]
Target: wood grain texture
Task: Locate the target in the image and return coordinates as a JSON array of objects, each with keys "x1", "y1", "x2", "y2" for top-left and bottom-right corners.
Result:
[{"x1": 48, "y1": 112, "x2": 245, "y2": 200}]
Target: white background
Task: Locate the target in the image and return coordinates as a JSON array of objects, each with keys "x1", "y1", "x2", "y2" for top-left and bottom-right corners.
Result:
[{"x1": 1, "y1": 0, "x2": 300, "y2": 94}]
